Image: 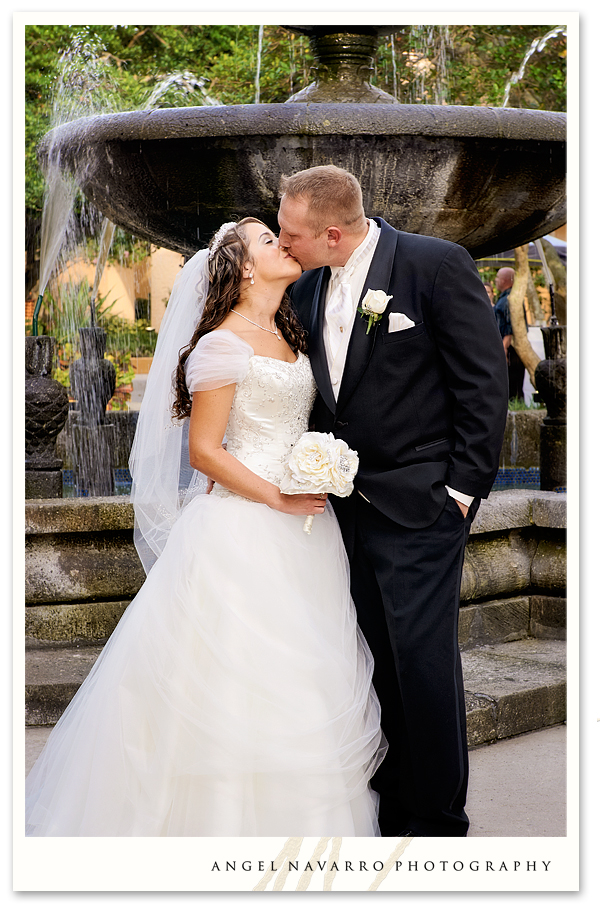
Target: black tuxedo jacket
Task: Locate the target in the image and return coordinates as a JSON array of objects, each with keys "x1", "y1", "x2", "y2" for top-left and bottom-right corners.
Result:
[{"x1": 289, "y1": 218, "x2": 509, "y2": 529}]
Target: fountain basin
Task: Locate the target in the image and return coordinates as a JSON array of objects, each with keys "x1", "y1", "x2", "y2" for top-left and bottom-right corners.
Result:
[{"x1": 43, "y1": 102, "x2": 566, "y2": 258}]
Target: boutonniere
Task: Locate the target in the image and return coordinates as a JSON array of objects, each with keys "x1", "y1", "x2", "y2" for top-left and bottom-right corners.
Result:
[{"x1": 357, "y1": 289, "x2": 393, "y2": 334}]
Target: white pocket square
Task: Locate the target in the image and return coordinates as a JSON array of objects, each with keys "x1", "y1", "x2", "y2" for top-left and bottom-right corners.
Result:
[{"x1": 388, "y1": 312, "x2": 416, "y2": 333}]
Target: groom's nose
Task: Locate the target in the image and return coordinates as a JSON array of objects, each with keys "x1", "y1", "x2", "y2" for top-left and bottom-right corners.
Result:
[{"x1": 278, "y1": 230, "x2": 290, "y2": 250}]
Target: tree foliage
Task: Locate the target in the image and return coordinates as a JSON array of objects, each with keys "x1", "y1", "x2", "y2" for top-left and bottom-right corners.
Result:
[{"x1": 370, "y1": 25, "x2": 566, "y2": 108}]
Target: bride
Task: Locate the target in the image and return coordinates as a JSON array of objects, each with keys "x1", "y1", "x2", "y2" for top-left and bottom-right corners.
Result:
[{"x1": 25, "y1": 218, "x2": 385, "y2": 837}]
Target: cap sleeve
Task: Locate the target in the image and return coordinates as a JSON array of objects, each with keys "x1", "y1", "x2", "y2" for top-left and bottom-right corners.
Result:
[{"x1": 185, "y1": 329, "x2": 254, "y2": 392}]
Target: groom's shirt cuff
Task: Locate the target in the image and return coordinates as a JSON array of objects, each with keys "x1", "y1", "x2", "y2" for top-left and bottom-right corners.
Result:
[{"x1": 445, "y1": 486, "x2": 474, "y2": 508}]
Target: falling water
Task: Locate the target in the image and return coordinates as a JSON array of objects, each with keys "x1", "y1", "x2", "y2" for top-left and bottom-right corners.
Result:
[
  {"x1": 89, "y1": 218, "x2": 116, "y2": 326},
  {"x1": 34, "y1": 31, "x2": 117, "y2": 333},
  {"x1": 509, "y1": 412, "x2": 519, "y2": 465},
  {"x1": 255, "y1": 25, "x2": 265, "y2": 104},
  {"x1": 390, "y1": 34, "x2": 398, "y2": 100},
  {"x1": 288, "y1": 31, "x2": 296, "y2": 96},
  {"x1": 38, "y1": 171, "x2": 75, "y2": 302},
  {"x1": 37, "y1": 30, "x2": 117, "y2": 328},
  {"x1": 405, "y1": 25, "x2": 452, "y2": 104},
  {"x1": 502, "y1": 26, "x2": 567, "y2": 108}
]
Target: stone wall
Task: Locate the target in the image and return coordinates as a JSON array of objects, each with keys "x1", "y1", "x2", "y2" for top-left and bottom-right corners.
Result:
[
  {"x1": 459, "y1": 490, "x2": 565, "y2": 648},
  {"x1": 25, "y1": 490, "x2": 566, "y2": 644}
]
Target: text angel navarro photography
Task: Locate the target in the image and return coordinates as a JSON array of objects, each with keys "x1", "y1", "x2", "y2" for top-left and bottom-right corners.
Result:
[{"x1": 209, "y1": 858, "x2": 553, "y2": 875}]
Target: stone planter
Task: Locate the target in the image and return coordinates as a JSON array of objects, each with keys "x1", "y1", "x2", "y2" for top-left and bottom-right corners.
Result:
[{"x1": 25, "y1": 336, "x2": 69, "y2": 499}]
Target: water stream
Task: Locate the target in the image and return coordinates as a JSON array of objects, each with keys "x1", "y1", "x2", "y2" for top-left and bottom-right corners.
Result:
[
  {"x1": 502, "y1": 26, "x2": 567, "y2": 108},
  {"x1": 405, "y1": 26, "x2": 453, "y2": 105},
  {"x1": 145, "y1": 71, "x2": 221, "y2": 108},
  {"x1": 33, "y1": 32, "x2": 115, "y2": 333},
  {"x1": 390, "y1": 36, "x2": 398, "y2": 100},
  {"x1": 255, "y1": 25, "x2": 265, "y2": 104}
]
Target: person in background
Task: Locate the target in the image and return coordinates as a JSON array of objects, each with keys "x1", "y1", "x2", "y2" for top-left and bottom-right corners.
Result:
[{"x1": 494, "y1": 267, "x2": 526, "y2": 401}]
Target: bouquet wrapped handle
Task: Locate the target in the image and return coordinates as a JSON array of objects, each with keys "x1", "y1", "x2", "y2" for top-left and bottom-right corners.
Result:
[{"x1": 303, "y1": 515, "x2": 314, "y2": 535}]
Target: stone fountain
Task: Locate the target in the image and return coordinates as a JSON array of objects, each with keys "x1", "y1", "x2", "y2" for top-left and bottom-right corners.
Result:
[{"x1": 40, "y1": 25, "x2": 565, "y2": 262}]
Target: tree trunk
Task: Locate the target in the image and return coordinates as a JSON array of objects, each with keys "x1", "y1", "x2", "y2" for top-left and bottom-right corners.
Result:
[{"x1": 509, "y1": 245, "x2": 541, "y2": 387}]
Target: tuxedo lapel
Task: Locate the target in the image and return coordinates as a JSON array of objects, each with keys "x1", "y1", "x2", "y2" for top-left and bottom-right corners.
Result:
[
  {"x1": 336, "y1": 221, "x2": 399, "y2": 414},
  {"x1": 307, "y1": 267, "x2": 337, "y2": 415}
]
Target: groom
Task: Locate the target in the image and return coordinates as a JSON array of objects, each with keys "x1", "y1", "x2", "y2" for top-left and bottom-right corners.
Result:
[{"x1": 278, "y1": 165, "x2": 508, "y2": 837}]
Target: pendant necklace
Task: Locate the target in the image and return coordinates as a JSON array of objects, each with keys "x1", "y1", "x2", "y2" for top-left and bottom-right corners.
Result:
[{"x1": 233, "y1": 309, "x2": 281, "y2": 340}]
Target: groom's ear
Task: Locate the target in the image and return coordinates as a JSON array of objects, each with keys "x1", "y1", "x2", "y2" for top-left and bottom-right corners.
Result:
[{"x1": 326, "y1": 227, "x2": 342, "y2": 247}]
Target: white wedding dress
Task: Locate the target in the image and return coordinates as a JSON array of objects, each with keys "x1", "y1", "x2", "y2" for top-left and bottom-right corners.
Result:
[{"x1": 26, "y1": 330, "x2": 384, "y2": 837}]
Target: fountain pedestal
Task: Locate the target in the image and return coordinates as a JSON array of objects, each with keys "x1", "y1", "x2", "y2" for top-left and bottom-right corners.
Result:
[
  {"x1": 285, "y1": 27, "x2": 400, "y2": 103},
  {"x1": 535, "y1": 326, "x2": 566, "y2": 491},
  {"x1": 25, "y1": 336, "x2": 70, "y2": 499}
]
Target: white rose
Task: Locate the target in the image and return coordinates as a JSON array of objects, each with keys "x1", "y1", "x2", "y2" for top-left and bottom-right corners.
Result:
[
  {"x1": 286, "y1": 432, "x2": 335, "y2": 487},
  {"x1": 361, "y1": 289, "x2": 393, "y2": 315},
  {"x1": 329, "y1": 440, "x2": 359, "y2": 496}
]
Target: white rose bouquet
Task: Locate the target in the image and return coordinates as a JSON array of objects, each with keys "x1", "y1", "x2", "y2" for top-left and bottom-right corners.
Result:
[{"x1": 280, "y1": 431, "x2": 359, "y2": 534}]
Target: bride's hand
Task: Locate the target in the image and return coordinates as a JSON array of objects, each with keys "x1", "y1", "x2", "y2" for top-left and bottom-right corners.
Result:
[{"x1": 271, "y1": 492, "x2": 328, "y2": 515}]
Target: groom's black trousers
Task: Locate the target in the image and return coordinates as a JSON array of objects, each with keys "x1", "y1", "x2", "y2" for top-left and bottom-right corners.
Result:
[{"x1": 338, "y1": 490, "x2": 478, "y2": 837}]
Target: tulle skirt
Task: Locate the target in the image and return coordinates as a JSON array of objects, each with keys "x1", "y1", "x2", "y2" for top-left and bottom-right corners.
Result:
[{"x1": 25, "y1": 493, "x2": 385, "y2": 836}]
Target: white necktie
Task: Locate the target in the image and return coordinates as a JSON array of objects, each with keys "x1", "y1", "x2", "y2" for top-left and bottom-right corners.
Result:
[{"x1": 325, "y1": 280, "x2": 354, "y2": 364}]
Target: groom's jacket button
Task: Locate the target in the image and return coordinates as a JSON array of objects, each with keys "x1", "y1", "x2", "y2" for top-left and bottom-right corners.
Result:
[{"x1": 335, "y1": 420, "x2": 349, "y2": 428}]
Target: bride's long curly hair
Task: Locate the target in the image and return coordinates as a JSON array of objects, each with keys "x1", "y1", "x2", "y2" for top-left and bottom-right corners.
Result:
[{"x1": 172, "y1": 217, "x2": 307, "y2": 420}]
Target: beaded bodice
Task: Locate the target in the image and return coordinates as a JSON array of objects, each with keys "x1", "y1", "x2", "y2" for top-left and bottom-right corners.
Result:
[{"x1": 212, "y1": 353, "x2": 317, "y2": 495}]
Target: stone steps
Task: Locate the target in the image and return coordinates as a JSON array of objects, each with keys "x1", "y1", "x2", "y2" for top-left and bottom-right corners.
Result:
[
  {"x1": 25, "y1": 635, "x2": 566, "y2": 746},
  {"x1": 462, "y1": 638, "x2": 565, "y2": 746},
  {"x1": 25, "y1": 640, "x2": 104, "y2": 726},
  {"x1": 26, "y1": 592, "x2": 565, "y2": 648}
]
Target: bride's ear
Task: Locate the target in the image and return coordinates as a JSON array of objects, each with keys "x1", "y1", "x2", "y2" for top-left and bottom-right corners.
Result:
[{"x1": 242, "y1": 261, "x2": 255, "y2": 285}]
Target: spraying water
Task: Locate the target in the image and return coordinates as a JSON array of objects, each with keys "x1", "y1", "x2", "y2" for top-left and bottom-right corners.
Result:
[
  {"x1": 35, "y1": 34, "x2": 221, "y2": 334},
  {"x1": 146, "y1": 71, "x2": 221, "y2": 109},
  {"x1": 502, "y1": 26, "x2": 567, "y2": 108},
  {"x1": 33, "y1": 30, "x2": 119, "y2": 334}
]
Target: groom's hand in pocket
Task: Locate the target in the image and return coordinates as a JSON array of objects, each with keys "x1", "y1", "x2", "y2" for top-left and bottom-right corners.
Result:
[{"x1": 454, "y1": 499, "x2": 469, "y2": 518}]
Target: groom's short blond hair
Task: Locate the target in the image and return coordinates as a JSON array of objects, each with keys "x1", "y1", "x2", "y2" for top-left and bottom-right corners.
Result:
[{"x1": 279, "y1": 165, "x2": 366, "y2": 237}]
